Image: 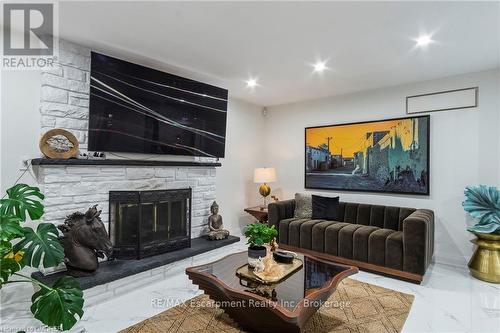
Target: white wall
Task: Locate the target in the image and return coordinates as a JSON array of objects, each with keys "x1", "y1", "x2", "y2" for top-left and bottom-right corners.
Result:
[
  {"x1": 264, "y1": 69, "x2": 500, "y2": 267},
  {"x1": 217, "y1": 98, "x2": 266, "y2": 235},
  {"x1": 0, "y1": 70, "x2": 42, "y2": 195}
]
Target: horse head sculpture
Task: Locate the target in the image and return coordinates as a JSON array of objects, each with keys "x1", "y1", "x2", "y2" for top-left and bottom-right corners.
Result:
[{"x1": 58, "y1": 205, "x2": 113, "y2": 276}]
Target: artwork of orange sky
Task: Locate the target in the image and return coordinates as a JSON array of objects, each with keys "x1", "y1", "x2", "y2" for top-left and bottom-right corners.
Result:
[{"x1": 306, "y1": 119, "x2": 402, "y2": 158}]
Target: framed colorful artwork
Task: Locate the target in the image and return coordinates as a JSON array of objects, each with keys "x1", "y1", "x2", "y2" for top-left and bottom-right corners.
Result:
[{"x1": 305, "y1": 115, "x2": 430, "y2": 195}]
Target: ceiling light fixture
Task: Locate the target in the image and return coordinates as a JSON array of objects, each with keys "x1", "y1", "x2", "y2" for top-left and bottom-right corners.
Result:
[
  {"x1": 415, "y1": 34, "x2": 433, "y2": 47},
  {"x1": 313, "y1": 61, "x2": 327, "y2": 73},
  {"x1": 246, "y1": 78, "x2": 258, "y2": 88}
]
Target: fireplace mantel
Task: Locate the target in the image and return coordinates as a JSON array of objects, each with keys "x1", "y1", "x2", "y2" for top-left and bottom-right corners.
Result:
[{"x1": 31, "y1": 158, "x2": 222, "y2": 167}]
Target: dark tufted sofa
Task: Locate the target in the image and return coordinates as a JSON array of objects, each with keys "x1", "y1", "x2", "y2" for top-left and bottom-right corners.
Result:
[{"x1": 268, "y1": 199, "x2": 434, "y2": 283}]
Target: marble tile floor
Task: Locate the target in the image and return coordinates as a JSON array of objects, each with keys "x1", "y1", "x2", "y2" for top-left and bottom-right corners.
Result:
[{"x1": 1, "y1": 239, "x2": 499, "y2": 333}]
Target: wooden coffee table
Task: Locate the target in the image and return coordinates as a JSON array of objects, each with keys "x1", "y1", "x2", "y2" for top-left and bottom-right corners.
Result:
[{"x1": 186, "y1": 251, "x2": 357, "y2": 333}]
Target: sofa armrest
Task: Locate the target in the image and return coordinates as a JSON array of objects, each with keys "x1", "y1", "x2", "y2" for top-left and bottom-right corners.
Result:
[
  {"x1": 268, "y1": 199, "x2": 296, "y2": 230},
  {"x1": 402, "y1": 209, "x2": 434, "y2": 275}
]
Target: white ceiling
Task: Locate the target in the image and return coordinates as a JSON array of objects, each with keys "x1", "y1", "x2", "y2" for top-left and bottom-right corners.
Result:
[{"x1": 59, "y1": 1, "x2": 500, "y2": 106}]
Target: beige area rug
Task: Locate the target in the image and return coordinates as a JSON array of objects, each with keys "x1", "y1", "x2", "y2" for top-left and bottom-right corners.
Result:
[{"x1": 121, "y1": 278, "x2": 414, "y2": 333}]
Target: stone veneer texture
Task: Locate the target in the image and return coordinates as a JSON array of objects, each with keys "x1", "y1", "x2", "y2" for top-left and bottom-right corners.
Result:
[
  {"x1": 40, "y1": 39, "x2": 92, "y2": 150},
  {"x1": 36, "y1": 165, "x2": 216, "y2": 237},
  {"x1": 37, "y1": 40, "x2": 217, "y2": 237}
]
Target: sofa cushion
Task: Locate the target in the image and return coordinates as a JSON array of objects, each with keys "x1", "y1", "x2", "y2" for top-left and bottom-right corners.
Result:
[
  {"x1": 300, "y1": 219, "x2": 325, "y2": 250},
  {"x1": 337, "y1": 202, "x2": 347, "y2": 221},
  {"x1": 353, "y1": 226, "x2": 380, "y2": 262},
  {"x1": 288, "y1": 219, "x2": 311, "y2": 247},
  {"x1": 311, "y1": 221, "x2": 338, "y2": 252},
  {"x1": 383, "y1": 206, "x2": 400, "y2": 230},
  {"x1": 293, "y1": 193, "x2": 312, "y2": 219},
  {"x1": 369, "y1": 205, "x2": 386, "y2": 228},
  {"x1": 356, "y1": 204, "x2": 372, "y2": 226},
  {"x1": 386, "y1": 231, "x2": 404, "y2": 270},
  {"x1": 343, "y1": 203, "x2": 359, "y2": 223},
  {"x1": 324, "y1": 223, "x2": 350, "y2": 256},
  {"x1": 311, "y1": 195, "x2": 340, "y2": 220},
  {"x1": 278, "y1": 218, "x2": 301, "y2": 244},
  {"x1": 338, "y1": 224, "x2": 365, "y2": 259},
  {"x1": 368, "y1": 229, "x2": 396, "y2": 266}
]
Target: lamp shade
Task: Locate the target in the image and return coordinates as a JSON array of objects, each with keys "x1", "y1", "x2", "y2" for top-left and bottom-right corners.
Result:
[{"x1": 254, "y1": 168, "x2": 277, "y2": 183}]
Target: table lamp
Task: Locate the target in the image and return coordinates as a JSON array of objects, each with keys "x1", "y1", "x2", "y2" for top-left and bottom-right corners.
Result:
[{"x1": 254, "y1": 167, "x2": 277, "y2": 208}]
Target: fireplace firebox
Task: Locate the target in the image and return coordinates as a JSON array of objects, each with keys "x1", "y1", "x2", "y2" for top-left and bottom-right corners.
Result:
[{"x1": 109, "y1": 189, "x2": 191, "y2": 259}]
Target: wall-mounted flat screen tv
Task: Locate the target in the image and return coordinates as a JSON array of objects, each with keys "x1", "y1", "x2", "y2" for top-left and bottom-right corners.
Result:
[{"x1": 88, "y1": 52, "x2": 228, "y2": 158}]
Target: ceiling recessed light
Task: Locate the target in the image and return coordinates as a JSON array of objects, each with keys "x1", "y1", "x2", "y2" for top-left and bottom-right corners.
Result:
[
  {"x1": 415, "y1": 34, "x2": 433, "y2": 47},
  {"x1": 313, "y1": 61, "x2": 327, "y2": 73},
  {"x1": 246, "y1": 78, "x2": 258, "y2": 88}
]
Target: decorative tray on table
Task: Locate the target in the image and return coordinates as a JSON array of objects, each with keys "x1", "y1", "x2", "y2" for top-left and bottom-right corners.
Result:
[{"x1": 236, "y1": 258, "x2": 303, "y2": 285}]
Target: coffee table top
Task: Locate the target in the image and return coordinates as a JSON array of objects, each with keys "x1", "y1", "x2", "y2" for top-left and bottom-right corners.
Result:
[{"x1": 187, "y1": 251, "x2": 357, "y2": 312}]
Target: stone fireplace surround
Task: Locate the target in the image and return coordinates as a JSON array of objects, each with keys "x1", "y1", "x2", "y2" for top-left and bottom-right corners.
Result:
[
  {"x1": 34, "y1": 160, "x2": 218, "y2": 239},
  {"x1": 31, "y1": 39, "x2": 241, "y2": 293},
  {"x1": 31, "y1": 159, "x2": 241, "y2": 293}
]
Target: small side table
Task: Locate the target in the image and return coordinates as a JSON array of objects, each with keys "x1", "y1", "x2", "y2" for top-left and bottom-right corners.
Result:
[{"x1": 244, "y1": 206, "x2": 268, "y2": 223}]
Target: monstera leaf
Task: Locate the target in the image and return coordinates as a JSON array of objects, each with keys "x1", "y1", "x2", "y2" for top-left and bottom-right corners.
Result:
[
  {"x1": 14, "y1": 223, "x2": 64, "y2": 268},
  {"x1": 0, "y1": 257, "x2": 22, "y2": 287},
  {"x1": 31, "y1": 276, "x2": 84, "y2": 331},
  {"x1": 463, "y1": 185, "x2": 500, "y2": 234},
  {"x1": 0, "y1": 184, "x2": 44, "y2": 221},
  {"x1": 0, "y1": 214, "x2": 23, "y2": 242},
  {"x1": 0, "y1": 240, "x2": 13, "y2": 258}
]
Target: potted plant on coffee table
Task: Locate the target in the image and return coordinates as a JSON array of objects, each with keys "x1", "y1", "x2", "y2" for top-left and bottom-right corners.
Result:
[
  {"x1": 244, "y1": 223, "x2": 277, "y2": 267},
  {"x1": 462, "y1": 185, "x2": 500, "y2": 283}
]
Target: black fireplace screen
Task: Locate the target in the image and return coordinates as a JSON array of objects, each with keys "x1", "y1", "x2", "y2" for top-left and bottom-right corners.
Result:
[{"x1": 109, "y1": 189, "x2": 191, "y2": 259}]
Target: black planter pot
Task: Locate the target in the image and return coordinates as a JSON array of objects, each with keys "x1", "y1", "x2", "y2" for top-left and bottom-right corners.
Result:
[{"x1": 247, "y1": 245, "x2": 267, "y2": 267}]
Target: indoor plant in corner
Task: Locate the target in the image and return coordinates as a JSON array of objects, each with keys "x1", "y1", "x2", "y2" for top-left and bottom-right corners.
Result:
[
  {"x1": 462, "y1": 185, "x2": 500, "y2": 283},
  {"x1": 0, "y1": 183, "x2": 84, "y2": 330},
  {"x1": 244, "y1": 223, "x2": 277, "y2": 267}
]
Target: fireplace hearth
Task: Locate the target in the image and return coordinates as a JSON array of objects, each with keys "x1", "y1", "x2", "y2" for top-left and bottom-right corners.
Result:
[{"x1": 109, "y1": 189, "x2": 191, "y2": 259}]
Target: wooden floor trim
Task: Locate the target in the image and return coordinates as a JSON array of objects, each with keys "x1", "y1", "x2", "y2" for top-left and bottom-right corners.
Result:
[{"x1": 279, "y1": 244, "x2": 423, "y2": 284}]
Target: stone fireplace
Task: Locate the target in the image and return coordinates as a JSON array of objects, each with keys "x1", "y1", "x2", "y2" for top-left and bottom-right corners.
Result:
[
  {"x1": 30, "y1": 40, "x2": 240, "y2": 292},
  {"x1": 33, "y1": 161, "x2": 217, "y2": 239},
  {"x1": 109, "y1": 189, "x2": 191, "y2": 259}
]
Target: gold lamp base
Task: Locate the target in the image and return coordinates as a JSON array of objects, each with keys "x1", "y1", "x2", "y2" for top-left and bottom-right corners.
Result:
[
  {"x1": 468, "y1": 232, "x2": 500, "y2": 283},
  {"x1": 259, "y1": 183, "x2": 271, "y2": 197},
  {"x1": 258, "y1": 183, "x2": 271, "y2": 207}
]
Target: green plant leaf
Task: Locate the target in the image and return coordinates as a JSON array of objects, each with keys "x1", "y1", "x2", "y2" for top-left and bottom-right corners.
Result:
[
  {"x1": 0, "y1": 240, "x2": 13, "y2": 257},
  {"x1": 31, "y1": 276, "x2": 84, "y2": 331},
  {"x1": 0, "y1": 214, "x2": 24, "y2": 242},
  {"x1": 244, "y1": 223, "x2": 278, "y2": 247},
  {"x1": 0, "y1": 257, "x2": 21, "y2": 286},
  {"x1": 14, "y1": 223, "x2": 64, "y2": 268},
  {"x1": 0, "y1": 184, "x2": 45, "y2": 221}
]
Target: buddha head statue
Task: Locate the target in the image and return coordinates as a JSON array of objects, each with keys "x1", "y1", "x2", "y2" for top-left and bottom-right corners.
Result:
[{"x1": 210, "y1": 201, "x2": 219, "y2": 215}]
